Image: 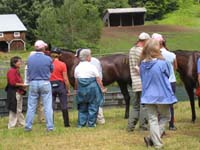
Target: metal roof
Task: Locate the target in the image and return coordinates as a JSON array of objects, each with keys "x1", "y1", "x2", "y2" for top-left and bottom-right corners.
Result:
[
  {"x1": 0, "y1": 14, "x2": 27, "y2": 32},
  {"x1": 106, "y1": 7, "x2": 147, "y2": 14}
]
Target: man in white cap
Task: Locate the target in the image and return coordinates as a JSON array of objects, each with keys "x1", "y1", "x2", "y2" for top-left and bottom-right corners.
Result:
[
  {"x1": 25, "y1": 40, "x2": 54, "y2": 131},
  {"x1": 127, "y1": 32, "x2": 150, "y2": 132}
]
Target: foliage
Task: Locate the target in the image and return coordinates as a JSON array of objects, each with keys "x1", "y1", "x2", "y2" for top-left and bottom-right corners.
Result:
[
  {"x1": 36, "y1": 0, "x2": 102, "y2": 50},
  {"x1": 0, "y1": 0, "x2": 53, "y2": 43},
  {"x1": 83, "y1": 0, "x2": 130, "y2": 17},
  {"x1": 156, "y1": 1, "x2": 200, "y2": 27},
  {"x1": 128, "y1": 0, "x2": 179, "y2": 20}
]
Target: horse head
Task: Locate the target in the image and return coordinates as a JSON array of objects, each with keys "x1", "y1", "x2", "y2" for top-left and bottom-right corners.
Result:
[{"x1": 59, "y1": 49, "x2": 80, "y2": 87}]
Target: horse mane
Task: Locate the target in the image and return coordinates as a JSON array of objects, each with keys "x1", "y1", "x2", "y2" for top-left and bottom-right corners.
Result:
[{"x1": 60, "y1": 48, "x2": 75, "y2": 54}]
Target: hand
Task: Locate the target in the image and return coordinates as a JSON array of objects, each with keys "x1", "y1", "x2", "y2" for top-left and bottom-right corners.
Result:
[
  {"x1": 67, "y1": 89, "x2": 71, "y2": 95},
  {"x1": 74, "y1": 90, "x2": 77, "y2": 95},
  {"x1": 101, "y1": 87, "x2": 107, "y2": 93}
]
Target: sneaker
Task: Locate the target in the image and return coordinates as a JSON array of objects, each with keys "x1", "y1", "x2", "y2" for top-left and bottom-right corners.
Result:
[
  {"x1": 24, "y1": 127, "x2": 32, "y2": 132},
  {"x1": 144, "y1": 136, "x2": 154, "y2": 147},
  {"x1": 169, "y1": 126, "x2": 177, "y2": 131},
  {"x1": 47, "y1": 128, "x2": 54, "y2": 132}
]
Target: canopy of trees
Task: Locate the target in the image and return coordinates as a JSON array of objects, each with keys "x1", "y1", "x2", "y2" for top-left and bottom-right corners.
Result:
[{"x1": 0, "y1": 0, "x2": 193, "y2": 49}]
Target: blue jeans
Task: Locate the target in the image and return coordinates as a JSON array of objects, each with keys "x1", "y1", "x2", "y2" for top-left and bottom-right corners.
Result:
[
  {"x1": 25, "y1": 80, "x2": 54, "y2": 130},
  {"x1": 78, "y1": 102, "x2": 99, "y2": 127}
]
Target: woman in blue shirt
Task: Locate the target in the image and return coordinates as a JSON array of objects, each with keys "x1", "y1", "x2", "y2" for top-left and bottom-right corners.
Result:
[{"x1": 140, "y1": 39, "x2": 177, "y2": 149}]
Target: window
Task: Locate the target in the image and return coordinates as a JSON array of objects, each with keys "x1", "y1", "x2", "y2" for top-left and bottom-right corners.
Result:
[
  {"x1": 14, "y1": 32, "x2": 20, "y2": 37},
  {"x1": 0, "y1": 32, "x2": 3, "y2": 38}
]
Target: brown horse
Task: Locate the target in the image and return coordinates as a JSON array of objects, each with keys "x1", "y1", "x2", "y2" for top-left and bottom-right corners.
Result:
[
  {"x1": 59, "y1": 50, "x2": 132, "y2": 118},
  {"x1": 174, "y1": 50, "x2": 200, "y2": 123}
]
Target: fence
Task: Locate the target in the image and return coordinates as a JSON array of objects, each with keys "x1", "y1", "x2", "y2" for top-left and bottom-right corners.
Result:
[{"x1": 0, "y1": 90, "x2": 131, "y2": 117}]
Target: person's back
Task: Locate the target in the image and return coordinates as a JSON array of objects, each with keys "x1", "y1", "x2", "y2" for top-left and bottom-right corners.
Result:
[
  {"x1": 127, "y1": 32, "x2": 150, "y2": 132},
  {"x1": 25, "y1": 40, "x2": 54, "y2": 132},
  {"x1": 28, "y1": 52, "x2": 53, "y2": 81},
  {"x1": 160, "y1": 48, "x2": 176, "y2": 83},
  {"x1": 90, "y1": 57, "x2": 102, "y2": 80},
  {"x1": 140, "y1": 59, "x2": 176, "y2": 104},
  {"x1": 50, "y1": 48, "x2": 70, "y2": 127}
]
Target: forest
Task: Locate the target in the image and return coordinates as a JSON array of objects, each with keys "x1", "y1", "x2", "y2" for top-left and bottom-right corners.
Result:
[{"x1": 0, "y1": 0, "x2": 197, "y2": 49}]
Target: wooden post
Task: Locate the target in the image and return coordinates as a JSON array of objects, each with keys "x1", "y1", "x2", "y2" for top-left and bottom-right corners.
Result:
[{"x1": 120, "y1": 14, "x2": 122, "y2": 26}]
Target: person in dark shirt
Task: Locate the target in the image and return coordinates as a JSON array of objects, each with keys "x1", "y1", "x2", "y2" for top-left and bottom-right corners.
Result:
[{"x1": 6, "y1": 56, "x2": 26, "y2": 129}]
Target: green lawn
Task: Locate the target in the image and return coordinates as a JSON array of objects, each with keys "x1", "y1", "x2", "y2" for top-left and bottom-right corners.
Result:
[{"x1": 0, "y1": 101, "x2": 200, "y2": 150}]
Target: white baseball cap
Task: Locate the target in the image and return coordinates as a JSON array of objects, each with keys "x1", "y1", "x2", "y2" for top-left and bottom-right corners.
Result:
[
  {"x1": 138, "y1": 32, "x2": 150, "y2": 40},
  {"x1": 152, "y1": 33, "x2": 164, "y2": 42},
  {"x1": 34, "y1": 40, "x2": 47, "y2": 50}
]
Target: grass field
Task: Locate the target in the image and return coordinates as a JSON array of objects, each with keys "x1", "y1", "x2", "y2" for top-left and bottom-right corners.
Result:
[{"x1": 0, "y1": 101, "x2": 200, "y2": 150}]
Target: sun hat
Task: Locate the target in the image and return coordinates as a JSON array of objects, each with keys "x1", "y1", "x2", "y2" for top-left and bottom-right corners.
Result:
[{"x1": 138, "y1": 32, "x2": 150, "y2": 40}]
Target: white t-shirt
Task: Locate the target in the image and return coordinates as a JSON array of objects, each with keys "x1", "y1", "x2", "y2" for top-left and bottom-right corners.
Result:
[
  {"x1": 90, "y1": 57, "x2": 102, "y2": 80},
  {"x1": 74, "y1": 61, "x2": 99, "y2": 78},
  {"x1": 160, "y1": 48, "x2": 176, "y2": 82}
]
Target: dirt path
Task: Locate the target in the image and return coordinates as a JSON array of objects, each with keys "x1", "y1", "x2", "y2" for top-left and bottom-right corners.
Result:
[{"x1": 102, "y1": 24, "x2": 196, "y2": 38}]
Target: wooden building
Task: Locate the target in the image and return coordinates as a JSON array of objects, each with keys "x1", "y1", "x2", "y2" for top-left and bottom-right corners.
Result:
[
  {"x1": 103, "y1": 8, "x2": 147, "y2": 27},
  {"x1": 0, "y1": 14, "x2": 27, "y2": 52}
]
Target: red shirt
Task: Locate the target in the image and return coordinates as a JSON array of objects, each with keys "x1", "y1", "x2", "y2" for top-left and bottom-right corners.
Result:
[
  {"x1": 7, "y1": 67, "x2": 23, "y2": 86},
  {"x1": 50, "y1": 59, "x2": 67, "y2": 82}
]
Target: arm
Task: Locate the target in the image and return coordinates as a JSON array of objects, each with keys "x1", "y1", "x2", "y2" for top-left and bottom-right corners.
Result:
[
  {"x1": 63, "y1": 71, "x2": 70, "y2": 94},
  {"x1": 74, "y1": 78, "x2": 78, "y2": 91},
  {"x1": 173, "y1": 58, "x2": 178, "y2": 71},
  {"x1": 198, "y1": 74, "x2": 200, "y2": 86},
  {"x1": 96, "y1": 77, "x2": 107, "y2": 93}
]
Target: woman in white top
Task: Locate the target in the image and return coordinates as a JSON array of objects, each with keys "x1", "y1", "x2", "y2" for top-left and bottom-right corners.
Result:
[{"x1": 74, "y1": 49, "x2": 106, "y2": 128}]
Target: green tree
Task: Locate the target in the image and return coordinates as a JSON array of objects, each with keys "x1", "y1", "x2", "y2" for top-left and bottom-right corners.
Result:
[
  {"x1": 128, "y1": 0, "x2": 179, "y2": 20},
  {"x1": 83, "y1": 0, "x2": 129, "y2": 17},
  {"x1": 0, "y1": 0, "x2": 53, "y2": 43},
  {"x1": 36, "y1": 0, "x2": 102, "y2": 49}
]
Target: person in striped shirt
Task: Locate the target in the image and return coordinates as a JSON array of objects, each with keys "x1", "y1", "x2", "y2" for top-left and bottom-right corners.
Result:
[{"x1": 127, "y1": 32, "x2": 150, "y2": 132}]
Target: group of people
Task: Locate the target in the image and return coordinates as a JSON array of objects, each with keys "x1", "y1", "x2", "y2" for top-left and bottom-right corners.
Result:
[
  {"x1": 6, "y1": 40, "x2": 106, "y2": 132},
  {"x1": 6, "y1": 33, "x2": 178, "y2": 149},
  {"x1": 128, "y1": 32, "x2": 177, "y2": 149}
]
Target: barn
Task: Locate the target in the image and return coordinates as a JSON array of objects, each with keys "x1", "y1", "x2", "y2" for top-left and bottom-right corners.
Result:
[
  {"x1": 103, "y1": 8, "x2": 147, "y2": 27},
  {"x1": 0, "y1": 14, "x2": 27, "y2": 52}
]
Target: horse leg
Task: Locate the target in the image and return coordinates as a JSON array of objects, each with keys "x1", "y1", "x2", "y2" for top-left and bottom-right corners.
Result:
[
  {"x1": 185, "y1": 86, "x2": 196, "y2": 123},
  {"x1": 118, "y1": 81, "x2": 130, "y2": 119}
]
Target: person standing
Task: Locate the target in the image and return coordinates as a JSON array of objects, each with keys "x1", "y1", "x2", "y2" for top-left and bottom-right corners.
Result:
[
  {"x1": 6, "y1": 56, "x2": 26, "y2": 129},
  {"x1": 152, "y1": 33, "x2": 178, "y2": 130},
  {"x1": 74, "y1": 49, "x2": 106, "y2": 128},
  {"x1": 75, "y1": 48, "x2": 105, "y2": 124},
  {"x1": 50, "y1": 47, "x2": 71, "y2": 127},
  {"x1": 25, "y1": 40, "x2": 54, "y2": 131},
  {"x1": 127, "y1": 32, "x2": 150, "y2": 132},
  {"x1": 140, "y1": 39, "x2": 177, "y2": 149},
  {"x1": 24, "y1": 51, "x2": 45, "y2": 123}
]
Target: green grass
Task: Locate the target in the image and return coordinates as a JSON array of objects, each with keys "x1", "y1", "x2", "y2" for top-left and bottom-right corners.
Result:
[
  {"x1": 0, "y1": 101, "x2": 200, "y2": 150},
  {"x1": 150, "y1": 0, "x2": 200, "y2": 28},
  {"x1": 99, "y1": 29, "x2": 200, "y2": 54}
]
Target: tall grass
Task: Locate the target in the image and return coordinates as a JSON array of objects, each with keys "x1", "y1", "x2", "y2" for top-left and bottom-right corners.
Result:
[
  {"x1": 0, "y1": 101, "x2": 199, "y2": 150},
  {"x1": 155, "y1": 1, "x2": 200, "y2": 27}
]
